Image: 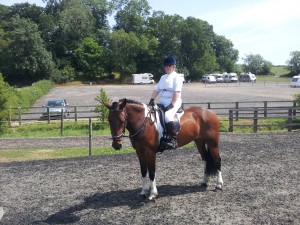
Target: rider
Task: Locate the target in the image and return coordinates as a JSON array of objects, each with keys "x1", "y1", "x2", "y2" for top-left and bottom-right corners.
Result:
[{"x1": 149, "y1": 55, "x2": 183, "y2": 150}]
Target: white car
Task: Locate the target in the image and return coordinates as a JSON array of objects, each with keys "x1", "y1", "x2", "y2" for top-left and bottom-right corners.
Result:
[
  {"x1": 202, "y1": 75, "x2": 216, "y2": 84},
  {"x1": 42, "y1": 99, "x2": 69, "y2": 118},
  {"x1": 223, "y1": 73, "x2": 238, "y2": 83},
  {"x1": 290, "y1": 75, "x2": 300, "y2": 87},
  {"x1": 239, "y1": 73, "x2": 256, "y2": 82}
]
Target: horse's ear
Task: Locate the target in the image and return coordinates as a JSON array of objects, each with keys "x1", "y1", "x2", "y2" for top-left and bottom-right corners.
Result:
[
  {"x1": 102, "y1": 101, "x2": 112, "y2": 109},
  {"x1": 119, "y1": 98, "x2": 127, "y2": 110}
]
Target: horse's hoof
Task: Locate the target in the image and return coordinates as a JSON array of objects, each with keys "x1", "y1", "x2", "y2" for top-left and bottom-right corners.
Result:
[
  {"x1": 214, "y1": 186, "x2": 223, "y2": 192},
  {"x1": 147, "y1": 198, "x2": 156, "y2": 204},
  {"x1": 200, "y1": 183, "x2": 208, "y2": 190},
  {"x1": 139, "y1": 194, "x2": 147, "y2": 199}
]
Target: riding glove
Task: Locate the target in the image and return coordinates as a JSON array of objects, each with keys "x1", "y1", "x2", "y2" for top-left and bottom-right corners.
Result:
[
  {"x1": 165, "y1": 103, "x2": 174, "y2": 111},
  {"x1": 149, "y1": 98, "x2": 155, "y2": 106}
]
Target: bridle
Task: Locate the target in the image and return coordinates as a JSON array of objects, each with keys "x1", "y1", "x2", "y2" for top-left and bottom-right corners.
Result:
[{"x1": 110, "y1": 106, "x2": 150, "y2": 141}]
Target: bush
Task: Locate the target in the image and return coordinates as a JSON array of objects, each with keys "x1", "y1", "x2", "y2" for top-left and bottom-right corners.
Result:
[
  {"x1": 94, "y1": 88, "x2": 111, "y2": 129},
  {"x1": 0, "y1": 78, "x2": 53, "y2": 134},
  {"x1": 294, "y1": 94, "x2": 300, "y2": 107}
]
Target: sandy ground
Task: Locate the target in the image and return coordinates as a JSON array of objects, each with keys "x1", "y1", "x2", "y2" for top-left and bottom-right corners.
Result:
[
  {"x1": 1, "y1": 83, "x2": 300, "y2": 224},
  {"x1": 0, "y1": 132, "x2": 300, "y2": 225}
]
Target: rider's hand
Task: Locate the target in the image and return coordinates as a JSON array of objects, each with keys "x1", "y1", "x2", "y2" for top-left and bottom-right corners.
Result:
[
  {"x1": 165, "y1": 103, "x2": 174, "y2": 111},
  {"x1": 149, "y1": 98, "x2": 155, "y2": 106}
]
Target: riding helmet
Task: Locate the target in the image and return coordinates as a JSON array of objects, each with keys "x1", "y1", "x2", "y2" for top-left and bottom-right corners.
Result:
[{"x1": 163, "y1": 55, "x2": 176, "y2": 65}]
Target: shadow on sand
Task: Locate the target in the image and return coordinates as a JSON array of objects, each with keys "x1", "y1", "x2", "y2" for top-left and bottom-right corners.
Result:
[{"x1": 40, "y1": 184, "x2": 209, "y2": 224}]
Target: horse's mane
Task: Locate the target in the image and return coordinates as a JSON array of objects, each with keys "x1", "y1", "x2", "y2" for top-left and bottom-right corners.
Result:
[{"x1": 119, "y1": 98, "x2": 143, "y2": 106}]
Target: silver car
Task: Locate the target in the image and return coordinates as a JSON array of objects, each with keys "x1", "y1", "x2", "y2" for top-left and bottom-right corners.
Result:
[{"x1": 42, "y1": 99, "x2": 69, "y2": 118}]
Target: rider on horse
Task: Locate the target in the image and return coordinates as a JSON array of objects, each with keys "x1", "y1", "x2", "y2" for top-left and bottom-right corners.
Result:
[{"x1": 149, "y1": 55, "x2": 184, "y2": 151}]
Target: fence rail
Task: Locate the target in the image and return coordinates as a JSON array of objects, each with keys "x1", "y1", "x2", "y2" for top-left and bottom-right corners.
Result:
[
  {"x1": 228, "y1": 107, "x2": 300, "y2": 132},
  {"x1": 3, "y1": 100, "x2": 299, "y2": 133}
]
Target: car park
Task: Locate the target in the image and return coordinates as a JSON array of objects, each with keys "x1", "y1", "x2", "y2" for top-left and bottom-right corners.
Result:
[
  {"x1": 42, "y1": 99, "x2": 69, "y2": 118},
  {"x1": 290, "y1": 75, "x2": 300, "y2": 87},
  {"x1": 239, "y1": 73, "x2": 256, "y2": 82},
  {"x1": 202, "y1": 75, "x2": 216, "y2": 84}
]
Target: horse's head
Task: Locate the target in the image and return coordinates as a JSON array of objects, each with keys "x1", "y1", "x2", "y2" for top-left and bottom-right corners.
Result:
[{"x1": 102, "y1": 99, "x2": 127, "y2": 150}]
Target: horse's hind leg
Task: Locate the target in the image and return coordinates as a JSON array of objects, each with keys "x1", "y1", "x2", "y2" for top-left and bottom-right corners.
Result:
[
  {"x1": 194, "y1": 139, "x2": 211, "y2": 187},
  {"x1": 206, "y1": 143, "x2": 223, "y2": 190},
  {"x1": 194, "y1": 138, "x2": 223, "y2": 190}
]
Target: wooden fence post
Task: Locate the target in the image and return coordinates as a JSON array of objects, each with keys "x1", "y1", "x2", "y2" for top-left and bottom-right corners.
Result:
[
  {"x1": 292, "y1": 101, "x2": 296, "y2": 117},
  {"x1": 253, "y1": 108, "x2": 258, "y2": 133},
  {"x1": 47, "y1": 107, "x2": 50, "y2": 124},
  {"x1": 89, "y1": 117, "x2": 92, "y2": 156},
  {"x1": 60, "y1": 109, "x2": 64, "y2": 136},
  {"x1": 18, "y1": 107, "x2": 21, "y2": 126},
  {"x1": 75, "y1": 106, "x2": 78, "y2": 122},
  {"x1": 288, "y1": 108, "x2": 292, "y2": 132},
  {"x1": 229, "y1": 110, "x2": 233, "y2": 132},
  {"x1": 264, "y1": 101, "x2": 267, "y2": 118}
]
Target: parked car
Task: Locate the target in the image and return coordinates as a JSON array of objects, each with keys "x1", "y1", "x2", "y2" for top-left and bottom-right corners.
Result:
[
  {"x1": 211, "y1": 73, "x2": 224, "y2": 83},
  {"x1": 223, "y1": 73, "x2": 238, "y2": 83},
  {"x1": 239, "y1": 73, "x2": 256, "y2": 82},
  {"x1": 41, "y1": 99, "x2": 69, "y2": 118},
  {"x1": 202, "y1": 75, "x2": 216, "y2": 84},
  {"x1": 290, "y1": 75, "x2": 300, "y2": 87}
]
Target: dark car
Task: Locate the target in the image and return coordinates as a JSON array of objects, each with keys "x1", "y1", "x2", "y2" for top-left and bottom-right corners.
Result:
[{"x1": 42, "y1": 99, "x2": 69, "y2": 118}]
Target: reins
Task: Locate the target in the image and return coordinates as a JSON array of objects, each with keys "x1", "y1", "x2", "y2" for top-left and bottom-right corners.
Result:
[{"x1": 110, "y1": 105, "x2": 151, "y2": 141}]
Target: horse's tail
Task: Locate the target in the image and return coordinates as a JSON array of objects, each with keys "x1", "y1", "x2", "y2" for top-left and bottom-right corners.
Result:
[{"x1": 204, "y1": 147, "x2": 221, "y2": 176}]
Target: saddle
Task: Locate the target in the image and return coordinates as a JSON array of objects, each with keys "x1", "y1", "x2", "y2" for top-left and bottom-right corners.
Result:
[
  {"x1": 156, "y1": 104, "x2": 183, "y2": 133},
  {"x1": 150, "y1": 104, "x2": 184, "y2": 152}
]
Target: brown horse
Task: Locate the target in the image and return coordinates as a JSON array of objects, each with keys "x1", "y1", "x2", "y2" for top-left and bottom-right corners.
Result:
[{"x1": 103, "y1": 98, "x2": 223, "y2": 200}]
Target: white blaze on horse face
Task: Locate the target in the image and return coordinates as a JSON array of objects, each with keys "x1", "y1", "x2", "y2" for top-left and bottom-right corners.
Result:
[
  {"x1": 140, "y1": 176, "x2": 149, "y2": 196},
  {"x1": 148, "y1": 178, "x2": 158, "y2": 200},
  {"x1": 216, "y1": 170, "x2": 223, "y2": 189}
]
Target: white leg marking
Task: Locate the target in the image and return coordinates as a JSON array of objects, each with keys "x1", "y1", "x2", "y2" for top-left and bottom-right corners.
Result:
[
  {"x1": 216, "y1": 170, "x2": 223, "y2": 189},
  {"x1": 202, "y1": 162, "x2": 209, "y2": 184},
  {"x1": 140, "y1": 176, "x2": 149, "y2": 196},
  {"x1": 148, "y1": 178, "x2": 158, "y2": 200}
]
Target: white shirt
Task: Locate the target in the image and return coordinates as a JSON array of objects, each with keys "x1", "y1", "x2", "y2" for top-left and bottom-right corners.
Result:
[{"x1": 155, "y1": 71, "x2": 183, "y2": 106}]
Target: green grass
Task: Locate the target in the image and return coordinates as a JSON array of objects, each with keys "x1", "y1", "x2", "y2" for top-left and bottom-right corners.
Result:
[
  {"x1": 0, "y1": 143, "x2": 196, "y2": 163},
  {"x1": 0, "y1": 121, "x2": 111, "y2": 138},
  {"x1": 0, "y1": 147, "x2": 136, "y2": 163}
]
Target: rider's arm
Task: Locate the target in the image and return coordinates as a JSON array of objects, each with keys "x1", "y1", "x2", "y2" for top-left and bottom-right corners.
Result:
[{"x1": 171, "y1": 91, "x2": 180, "y2": 106}]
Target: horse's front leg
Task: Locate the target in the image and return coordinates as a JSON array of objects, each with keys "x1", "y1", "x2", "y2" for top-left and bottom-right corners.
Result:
[
  {"x1": 146, "y1": 150, "x2": 157, "y2": 200},
  {"x1": 138, "y1": 156, "x2": 149, "y2": 197}
]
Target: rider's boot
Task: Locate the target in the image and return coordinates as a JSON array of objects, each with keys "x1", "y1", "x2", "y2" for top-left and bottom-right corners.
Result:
[
  {"x1": 157, "y1": 122, "x2": 178, "y2": 153},
  {"x1": 166, "y1": 121, "x2": 178, "y2": 149}
]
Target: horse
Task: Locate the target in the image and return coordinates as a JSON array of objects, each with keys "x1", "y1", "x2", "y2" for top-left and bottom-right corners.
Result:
[{"x1": 102, "y1": 98, "x2": 223, "y2": 200}]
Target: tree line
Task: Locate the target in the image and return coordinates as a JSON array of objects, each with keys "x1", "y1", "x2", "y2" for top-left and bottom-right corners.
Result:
[{"x1": 0, "y1": 0, "x2": 299, "y2": 86}]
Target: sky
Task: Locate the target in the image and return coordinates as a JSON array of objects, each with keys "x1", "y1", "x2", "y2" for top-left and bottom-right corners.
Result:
[{"x1": 2, "y1": 0, "x2": 300, "y2": 65}]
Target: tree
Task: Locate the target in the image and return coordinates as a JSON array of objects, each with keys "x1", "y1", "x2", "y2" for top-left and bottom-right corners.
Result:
[
  {"x1": 114, "y1": 0, "x2": 151, "y2": 35},
  {"x1": 242, "y1": 54, "x2": 272, "y2": 75},
  {"x1": 286, "y1": 51, "x2": 300, "y2": 75},
  {"x1": 75, "y1": 37, "x2": 106, "y2": 80},
  {"x1": 213, "y1": 35, "x2": 239, "y2": 72},
  {"x1": 108, "y1": 30, "x2": 147, "y2": 76},
  {"x1": 59, "y1": 0, "x2": 95, "y2": 44},
  {"x1": 0, "y1": 16, "x2": 53, "y2": 85}
]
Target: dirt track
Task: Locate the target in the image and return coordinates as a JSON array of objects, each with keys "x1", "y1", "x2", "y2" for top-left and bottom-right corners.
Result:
[{"x1": 1, "y1": 132, "x2": 300, "y2": 225}]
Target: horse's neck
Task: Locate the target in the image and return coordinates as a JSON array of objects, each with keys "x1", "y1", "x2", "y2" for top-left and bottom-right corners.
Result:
[{"x1": 125, "y1": 104, "x2": 146, "y2": 131}]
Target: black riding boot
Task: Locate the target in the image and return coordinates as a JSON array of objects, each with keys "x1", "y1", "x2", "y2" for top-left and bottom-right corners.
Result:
[
  {"x1": 158, "y1": 122, "x2": 178, "y2": 153},
  {"x1": 165, "y1": 121, "x2": 178, "y2": 149}
]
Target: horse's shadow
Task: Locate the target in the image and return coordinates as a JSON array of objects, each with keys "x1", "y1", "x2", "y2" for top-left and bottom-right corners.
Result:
[{"x1": 41, "y1": 184, "x2": 207, "y2": 224}]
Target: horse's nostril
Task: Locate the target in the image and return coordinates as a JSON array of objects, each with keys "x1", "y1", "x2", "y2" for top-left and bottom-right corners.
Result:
[{"x1": 112, "y1": 143, "x2": 122, "y2": 150}]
